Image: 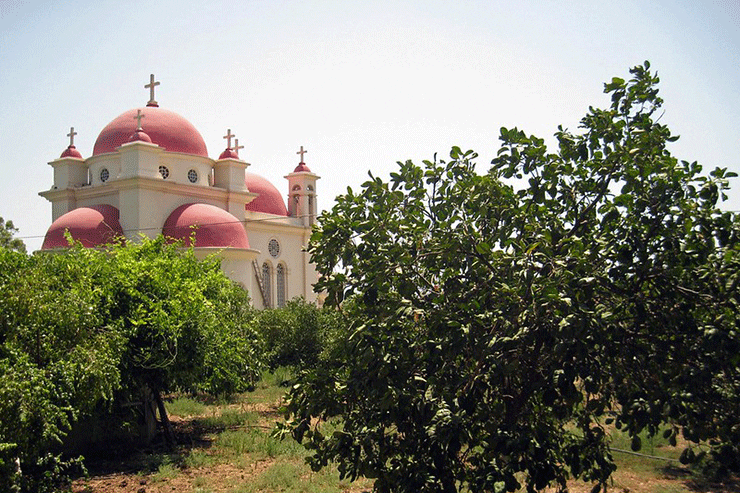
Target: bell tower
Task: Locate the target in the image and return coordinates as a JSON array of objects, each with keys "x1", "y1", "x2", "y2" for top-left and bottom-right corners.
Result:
[{"x1": 285, "y1": 146, "x2": 319, "y2": 226}]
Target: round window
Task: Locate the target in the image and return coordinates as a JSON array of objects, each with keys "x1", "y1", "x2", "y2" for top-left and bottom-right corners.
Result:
[
  {"x1": 100, "y1": 168, "x2": 109, "y2": 182},
  {"x1": 158, "y1": 165, "x2": 170, "y2": 179},
  {"x1": 268, "y1": 238, "x2": 280, "y2": 258},
  {"x1": 188, "y1": 169, "x2": 198, "y2": 183}
]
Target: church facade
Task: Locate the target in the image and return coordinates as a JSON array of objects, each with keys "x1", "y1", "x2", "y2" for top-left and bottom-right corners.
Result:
[{"x1": 39, "y1": 75, "x2": 320, "y2": 309}]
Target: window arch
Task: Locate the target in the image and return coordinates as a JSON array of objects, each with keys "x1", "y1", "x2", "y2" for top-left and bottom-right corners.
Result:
[
  {"x1": 276, "y1": 263, "x2": 286, "y2": 307},
  {"x1": 291, "y1": 194, "x2": 299, "y2": 216},
  {"x1": 262, "y1": 261, "x2": 272, "y2": 308}
]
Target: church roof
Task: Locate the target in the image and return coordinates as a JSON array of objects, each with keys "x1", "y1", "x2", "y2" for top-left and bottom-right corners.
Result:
[
  {"x1": 163, "y1": 203, "x2": 250, "y2": 249},
  {"x1": 93, "y1": 107, "x2": 208, "y2": 157},
  {"x1": 245, "y1": 172, "x2": 288, "y2": 216},
  {"x1": 42, "y1": 204, "x2": 124, "y2": 249}
]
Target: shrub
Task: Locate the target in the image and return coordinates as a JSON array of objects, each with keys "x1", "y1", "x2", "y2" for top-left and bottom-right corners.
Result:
[{"x1": 257, "y1": 299, "x2": 343, "y2": 372}]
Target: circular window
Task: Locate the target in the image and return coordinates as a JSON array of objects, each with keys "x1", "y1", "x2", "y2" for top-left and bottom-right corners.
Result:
[
  {"x1": 268, "y1": 238, "x2": 280, "y2": 258},
  {"x1": 188, "y1": 169, "x2": 198, "y2": 183},
  {"x1": 158, "y1": 165, "x2": 170, "y2": 179},
  {"x1": 100, "y1": 168, "x2": 109, "y2": 182}
]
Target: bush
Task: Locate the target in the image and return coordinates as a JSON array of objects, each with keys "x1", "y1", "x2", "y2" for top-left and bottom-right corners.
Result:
[{"x1": 257, "y1": 299, "x2": 344, "y2": 372}]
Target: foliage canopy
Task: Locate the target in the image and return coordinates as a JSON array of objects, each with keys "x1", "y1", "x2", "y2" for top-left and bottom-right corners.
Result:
[
  {"x1": 282, "y1": 62, "x2": 740, "y2": 492},
  {"x1": 0, "y1": 217, "x2": 26, "y2": 253}
]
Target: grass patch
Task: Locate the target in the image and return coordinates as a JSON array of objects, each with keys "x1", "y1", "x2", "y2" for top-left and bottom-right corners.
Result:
[
  {"x1": 184, "y1": 449, "x2": 216, "y2": 469},
  {"x1": 252, "y1": 460, "x2": 305, "y2": 492},
  {"x1": 166, "y1": 396, "x2": 209, "y2": 418},
  {"x1": 151, "y1": 460, "x2": 180, "y2": 482},
  {"x1": 199, "y1": 408, "x2": 258, "y2": 429},
  {"x1": 217, "y1": 428, "x2": 306, "y2": 459},
  {"x1": 228, "y1": 460, "x2": 372, "y2": 493},
  {"x1": 259, "y1": 367, "x2": 293, "y2": 388}
]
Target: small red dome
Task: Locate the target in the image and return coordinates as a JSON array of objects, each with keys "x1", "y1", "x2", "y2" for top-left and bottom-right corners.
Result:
[
  {"x1": 60, "y1": 145, "x2": 83, "y2": 159},
  {"x1": 128, "y1": 129, "x2": 152, "y2": 143},
  {"x1": 293, "y1": 162, "x2": 311, "y2": 173},
  {"x1": 163, "y1": 203, "x2": 250, "y2": 249},
  {"x1": 42, "y1": 204, "x2": 124, "y2": 249},
  {"x1": 219, "y1": 148, "x2": 239, "y2": 160},
  {"x1": 245, "y1": 172, "x2": 288, "y2": 216},
  {"x1": 93, "y1": 107, "x2": 208, "y2": 157}
]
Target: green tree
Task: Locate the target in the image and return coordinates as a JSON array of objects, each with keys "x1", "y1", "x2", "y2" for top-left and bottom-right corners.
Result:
[
  {"x1": 0, "y1": 237, "x2": 263, "y2": 491},
  {"x1": 0, "y1": 217, "x2": 26, "y2": 253},
  {"x1": 282, "y1": 62, "x2": 740, "y2": 492}
]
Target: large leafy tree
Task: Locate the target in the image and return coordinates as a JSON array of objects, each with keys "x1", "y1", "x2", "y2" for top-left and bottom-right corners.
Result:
[
  {"x1": 0, "y1": 217, "x2": 26, "y2": 253},
  {"x1": 0, "y1": 237, "x2": 262, "y2": 491},
  {"x1": 282, "y1": 62, "x2": 740, "y2": 492}
]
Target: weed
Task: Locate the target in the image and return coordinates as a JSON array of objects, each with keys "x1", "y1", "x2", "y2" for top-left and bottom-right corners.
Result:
[
  {"x1": 184, "y1": 449, "x2": 216, "y2": 469},
  {"x1": 151, "y1": 461, "x2": 179, "y2": 482},
  {"x1": 217, "y1": 428, "x2": 306, "y2": 459},
  {"x1": 192, "y1": 476, "x2": 211, "y2": 490},
  {"x1": 200, "y1": 409, "x2": 258, "y2": 429},
  {"x1": 166, "y1": 396, "x2": 209, "y2": 418}
]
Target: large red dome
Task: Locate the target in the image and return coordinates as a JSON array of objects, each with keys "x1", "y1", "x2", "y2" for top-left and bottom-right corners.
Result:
[
  {"x1": 163, "y1": 203, "x2": 250, "y2": 249},
  {"x1": 245, "y1": 172, "x2": 288, "y2": 216},
  {"x1": 93, "y1": 107, "x2": 208, "y2": 157},
  {"x1": 42, "y1": 204, "x2": 124, "y2": 249}
]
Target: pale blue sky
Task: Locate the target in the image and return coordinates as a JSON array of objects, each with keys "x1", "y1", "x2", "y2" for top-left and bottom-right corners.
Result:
[{"x1": 1, "y1": 0, "x2": 738, "y2": 251}]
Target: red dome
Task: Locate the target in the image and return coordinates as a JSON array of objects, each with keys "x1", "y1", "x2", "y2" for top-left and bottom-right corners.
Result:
[
  {"x1": 163, "y1": 203, "x2": 250, "y2": 249},
  {"x1": 93, "y1": 107, "x2": 208, "y2": 157},
  {"x1": 245, "y1": 172, "x2": 288, "y2": 216},
  {"x1": 293, "y1": 162, "x2": 311, "y2": 173},
  {"x1": 128, "y1": 129, "x2": 152, "y2": 143},
  {"x1": 60, "y1": 145, "x2": 83, "y2": 159},
  {"x1": 42, "y1": 204, "x2": 124, "y2": 249},
  {"x1": 219, "y1": 148, "x2": 239, "y2": 160}
]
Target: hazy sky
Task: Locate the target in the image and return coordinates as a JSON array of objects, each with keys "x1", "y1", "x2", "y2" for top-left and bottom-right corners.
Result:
[{"x1": 1, "y1": 0, "x2": 738, "y2": 251}]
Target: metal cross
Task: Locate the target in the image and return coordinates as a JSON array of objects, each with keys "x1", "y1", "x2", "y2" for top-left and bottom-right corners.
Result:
[
  {"x1": 234, "y1": 138, "x2": 244, "y2": 156},
  {"x1": 223, "y1": 129, "x2": 234, "y2": 149},
  {"x1": 134, "y1": 109, "x2": 145, "y2": 130},
  {"x1": 297, "y1": 145, "x2": 307, "y2": 162},
  {"x1": 67, "y1": 127, "x2": 77, "y2": 147},
  {"x1": 145, "y1": 74, "x2": 160, "y2": 106}
]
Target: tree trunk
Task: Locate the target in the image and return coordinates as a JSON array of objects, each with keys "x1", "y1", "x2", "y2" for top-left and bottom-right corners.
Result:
[{"x1": 152, "y1": 388, "x2": 176, "y2": 448}]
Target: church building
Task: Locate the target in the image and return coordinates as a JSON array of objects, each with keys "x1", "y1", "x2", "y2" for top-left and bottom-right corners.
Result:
[{"x1": 39, "y1": 75, "x2": 320, "y2": 309}]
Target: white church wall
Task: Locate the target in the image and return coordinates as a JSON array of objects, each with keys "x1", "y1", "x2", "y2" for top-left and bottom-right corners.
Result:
[
  {"x1": 159, "y1": 154, "x2": 213, "y2": 187},
  {"x1": 118, "y1": 142, "x2": 163, "y2": 180},
  {"x1": 87, "y1": 154, "x2": 120, "y2": 186}
]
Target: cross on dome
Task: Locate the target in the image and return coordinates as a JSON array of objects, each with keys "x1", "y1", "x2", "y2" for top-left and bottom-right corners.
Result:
[
  {"x1": 297, "y1": 145, "x2": 307, "y2": 163},
  {"x1": 234, "y1": 138, "x2": 244, "y2": 156},
  {"x1": 145, "y1": 74, "x2": 160, "y2": 107},
  {"x1": 67, "y1": 127, "x2": 77, "y2": 147},
  {"x1": 223, "y1": 129, "x2": 235, "y2": 149},
  {"x1": 134, "y1": 109, "x2": 145, "y2": 130}
]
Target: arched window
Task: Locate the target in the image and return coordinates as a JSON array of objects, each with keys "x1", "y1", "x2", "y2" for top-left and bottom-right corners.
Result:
[
  {"x1": 307, "y1": 185, "x2": 316, "y2": 220},
  {"x1": 291, "y1": 185, "x2": 302, "y2": 216},
  {"x1": 292, "y1": 194, "x2": 300, "y2": 216},
  {"x1": 262, "y1": 262, "x2": 272, "y2": 308},
  {"x1": 276, "y1": 263, "x2": 286, "y2": 307}
]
